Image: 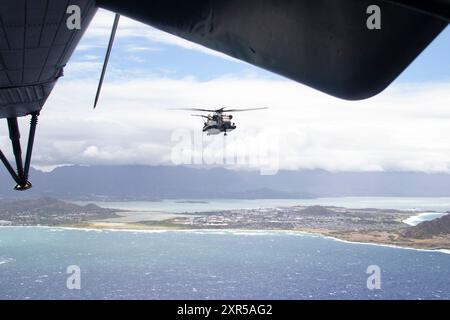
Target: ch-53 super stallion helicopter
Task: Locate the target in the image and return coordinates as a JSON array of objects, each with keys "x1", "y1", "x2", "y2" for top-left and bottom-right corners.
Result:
[
  {"x1": 0, "y1": 0, "x2": 449, "y2": 190},
  {"x1": 175, "y1": 107, "x2": 268, "y2": 136}
]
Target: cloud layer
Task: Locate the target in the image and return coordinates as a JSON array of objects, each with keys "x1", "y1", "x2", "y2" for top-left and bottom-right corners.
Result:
[
  {"x1": 0, "y1": 10, "x2": 449, "y2": 174},
  {"x1": 1, "y1": 76, "x2": 449, "y2": 173}
]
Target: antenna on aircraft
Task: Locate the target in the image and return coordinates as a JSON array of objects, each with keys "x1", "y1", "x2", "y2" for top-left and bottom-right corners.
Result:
[{"x1": 94, "y1": 13, "x2": 121, "y2": 109}]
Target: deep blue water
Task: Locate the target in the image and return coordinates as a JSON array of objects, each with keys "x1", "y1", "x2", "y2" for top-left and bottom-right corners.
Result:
[{"x1": 0, "y1": 227, "x2": 449, "y2": 300}]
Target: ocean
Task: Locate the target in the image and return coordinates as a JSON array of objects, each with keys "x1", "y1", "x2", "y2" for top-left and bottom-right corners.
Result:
[
  {"x1": 1, "y1": 197, "x2": 450, "y2": 300},
  {"x1": 0, "y1": 227, "x2": 449, "y2": 300}
]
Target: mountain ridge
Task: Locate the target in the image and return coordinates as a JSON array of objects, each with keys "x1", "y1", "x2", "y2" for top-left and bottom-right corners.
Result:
[{"x1": 3, "y1": 165, "x2": 450, "y2": 199}]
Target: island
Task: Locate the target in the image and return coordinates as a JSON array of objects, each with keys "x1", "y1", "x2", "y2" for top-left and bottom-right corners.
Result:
[{"x1": 1, "y1": 198, "x2": 449, "y2": 250}]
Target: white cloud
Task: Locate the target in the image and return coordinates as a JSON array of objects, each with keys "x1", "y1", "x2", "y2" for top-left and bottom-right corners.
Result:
[
  {"x1": 124, "y1": 46, "x2": 161, "y2": 53},
  {"x1": 2, "y1": 75, "x2": 450, "y2": 173},
  {"x1": 1, "y1": 9, "x2": 449, "y2": 174}
]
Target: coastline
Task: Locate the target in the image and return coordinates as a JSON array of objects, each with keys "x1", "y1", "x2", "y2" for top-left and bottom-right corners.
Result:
[
  {"x1": 2, "y1": 198, "x2": 449, "y2": 253},
  {"x1": 5, "y1": 221, "x2": 446, "y2": 253},
  {"x1": 293, "y1": 227, "x2": 450, "y2": 252},
  {"x1": 84, "y1": 220, "x2": 450, "y2": 252}
]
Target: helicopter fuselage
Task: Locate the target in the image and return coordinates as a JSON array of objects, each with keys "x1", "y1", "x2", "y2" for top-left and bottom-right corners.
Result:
[
  {"x1": 186, "y1": 107, "x2": 266, "y2": 136},
  {"x1": 203, "y1": 114, "x2": 236, "y2": 135}
]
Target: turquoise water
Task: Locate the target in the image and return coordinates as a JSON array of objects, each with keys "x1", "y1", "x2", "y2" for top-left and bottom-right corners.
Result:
[
  {"x1": 2, "y1": 197, "x2": 450, "y2": 300},
  {"x1": 0, "y1": 227, "x2": 449, "y2": 300},
  {"x1": 74, "y1": 196, "x2": 450, "y2": 213}
]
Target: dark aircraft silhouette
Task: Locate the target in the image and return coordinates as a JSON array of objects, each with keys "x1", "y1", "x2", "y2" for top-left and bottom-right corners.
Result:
[
  {"x1": 0, "y1": 0, "x2": 448, "y2": 190},
  {"x1": 177, "y1": 107, "x2": 268, "y2": 136}
]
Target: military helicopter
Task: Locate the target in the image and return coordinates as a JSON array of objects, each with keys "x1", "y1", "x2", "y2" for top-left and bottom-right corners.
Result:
[
  {"x1": 0, "y1": 1, "x2": 446, "y2": 191},
  {"x1": 175, "y1": 107, "x2": 268, "y2": 136}
]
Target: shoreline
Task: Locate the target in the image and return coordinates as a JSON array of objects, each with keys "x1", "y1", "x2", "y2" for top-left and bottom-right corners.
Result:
[
  {"x1": 2, "y1": 224, "x2": 449, "y2": 254},
  {"x1": 2, "y1": 198, "x2": 449, "y2": 253}
]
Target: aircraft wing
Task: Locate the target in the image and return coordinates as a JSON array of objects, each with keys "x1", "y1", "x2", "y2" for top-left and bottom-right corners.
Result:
[{"x1": 97, "y1": 0, "x2": 448, "y2": 100}]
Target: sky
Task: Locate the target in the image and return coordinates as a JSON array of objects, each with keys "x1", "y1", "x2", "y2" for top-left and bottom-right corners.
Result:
[{"x1": 2, "y1": 9, "x2": 450, "y2": 174}]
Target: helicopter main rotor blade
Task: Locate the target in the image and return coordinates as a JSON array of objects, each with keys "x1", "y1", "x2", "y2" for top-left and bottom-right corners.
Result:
[
  {"x1": 171, "y1": 107, "x2": 267, "y2": 113},
  {"x1": 93, "y1": 13, "x2": 120, "y2": 109},
  {"x1": 222, "y1": 107, "x2": 269, "y2": 112},
  {"x1": 170, "y1": 108, "x2": 218, "y2": 112}
]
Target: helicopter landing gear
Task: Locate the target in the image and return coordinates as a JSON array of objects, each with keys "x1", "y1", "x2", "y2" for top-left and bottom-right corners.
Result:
[{"x1": 0, "y1": 112, "x2": 39, "y2": 191}]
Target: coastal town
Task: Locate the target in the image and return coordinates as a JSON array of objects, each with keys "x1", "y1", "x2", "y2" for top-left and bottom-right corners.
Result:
[
  {"x1": 166, "y1": 205, "x2": 411, "y2": 232},
  {"x1": 1, "y1": 197, "x2": 449, "y2": 250}
]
